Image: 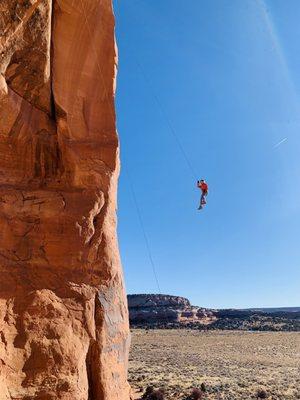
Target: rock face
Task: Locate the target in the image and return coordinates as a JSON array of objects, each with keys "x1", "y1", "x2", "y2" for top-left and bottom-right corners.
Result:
[
  {"x1": 0, "y1": 1, "x2": 130, "y2": 399},
  {"x1": 128, "y1": 294, "x2": 215, "y2": 325}
]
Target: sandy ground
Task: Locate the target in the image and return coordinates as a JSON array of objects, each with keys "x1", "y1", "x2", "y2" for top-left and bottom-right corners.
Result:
[{"x1": 129, "y1": 329, "x2": 300, "y2": 399}]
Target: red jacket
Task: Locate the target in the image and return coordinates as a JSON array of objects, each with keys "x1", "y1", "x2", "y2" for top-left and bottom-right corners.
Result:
[{"x1": 199, "y1": 182, "x2": 208, "y2": 192}]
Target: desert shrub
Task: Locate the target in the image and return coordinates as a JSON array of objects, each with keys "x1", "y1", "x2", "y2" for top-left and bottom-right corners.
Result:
[
  {"x1": 256, "y1": 389, "x2": 268, "y2": 399},
  {"x1": 142, "y1": 387, "x2": 165, "y2": 400},
  {"x1": 150, "y1": 389, "x2": 165, "y2": 400},
  {"x1": 200, "y1": 383, "x2": 207, "y2": 393},
  {"x1": 190, "y1": 388, "x2": 203, "y2": 399},
  {"x1": 142, "y1": 386, "x2": 154, "y2": 398}
]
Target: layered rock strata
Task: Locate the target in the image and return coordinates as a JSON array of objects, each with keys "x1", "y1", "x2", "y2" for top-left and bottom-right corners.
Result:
[
  {"x1": 128, "y1": 295, "x2": 300, "y2": 331},
  {"x1": 0, "y1": 1, "x2": 130, "y2": 399},
  {"x1": 128, "y1": 294, "x2": 215, "y2": 325}
]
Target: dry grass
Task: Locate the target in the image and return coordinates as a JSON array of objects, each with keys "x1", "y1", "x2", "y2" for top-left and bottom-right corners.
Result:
[{"x1": 129, "y1": 329, "x2": 300, "y2": 399}]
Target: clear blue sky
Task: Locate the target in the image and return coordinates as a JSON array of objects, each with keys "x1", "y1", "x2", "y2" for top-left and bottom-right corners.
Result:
[{"x1": 114, "y1": 0, "x2": 300, "y2": 308}]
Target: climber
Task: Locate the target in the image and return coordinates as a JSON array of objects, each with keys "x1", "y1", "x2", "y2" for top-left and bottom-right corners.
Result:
[{"x1": 197, "y1": 179, "x2": 208, "y2": 210}]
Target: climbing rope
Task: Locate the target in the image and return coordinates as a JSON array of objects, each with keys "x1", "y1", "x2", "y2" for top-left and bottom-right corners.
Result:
[
  {"x1": 125, "y1": 167, "x2": 162, "y2": 294},
  {"x1": 134, "y1": 59, "x2": 198, "y2": 181},
  {"x1": 78, "y1": 0, "x2": 163, "y2": 293},
  {"x1": 114, "y1": 0, "x2": 199, "y2": 181},
  {"x1": 79, "y1": 0, "x2": 203, "y2": 294}
]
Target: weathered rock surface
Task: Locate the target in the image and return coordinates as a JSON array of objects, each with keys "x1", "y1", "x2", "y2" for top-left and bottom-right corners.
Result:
[
  {"x1": 0, "y1": 1, "x2": 130, "y2": 399},
  {"x1": 128, "y1": 294, "x2": 215, "y2": 325}
]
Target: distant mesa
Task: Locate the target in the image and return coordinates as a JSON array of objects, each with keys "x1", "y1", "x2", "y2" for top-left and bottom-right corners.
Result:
[
  {"x1": 127, "y1": 294, "x2": 300, "y2": 331},
  {"x1": 128, "y1": 294, "x2": 216, "y2": 325}
]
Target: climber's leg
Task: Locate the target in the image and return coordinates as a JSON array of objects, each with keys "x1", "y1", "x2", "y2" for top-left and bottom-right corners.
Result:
[{"x1": 201, "y1": 192, "x2": 206, "y2": 205}]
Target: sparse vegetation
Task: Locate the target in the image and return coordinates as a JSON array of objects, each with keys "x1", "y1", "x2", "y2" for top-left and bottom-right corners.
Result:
[
  {"x1": 256, "y1": 389, "x2": 268, "y2": 399},
  {"x1": 130, "y1": 330, "x2": 300, "y2": 400},
  {"x1": 142, "y1": 386, "x2": 165, "y2": 400},
  {"x1": 142, "y1": 386, "x2": 154, "y2": 398},
  {"x1": 189, "y1": 388, "x2": 203, "y2": 399},
  {"x1": 200, "y1": 383, "x2": 206, "y2": 393}
]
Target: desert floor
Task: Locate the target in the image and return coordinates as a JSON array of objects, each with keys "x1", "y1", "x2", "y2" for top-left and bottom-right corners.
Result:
[{"x1": 129, "y1": 329, "x2": 300, "y2": 399}]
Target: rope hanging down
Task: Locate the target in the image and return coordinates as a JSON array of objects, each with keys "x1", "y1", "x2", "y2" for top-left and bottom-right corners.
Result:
[
  {"x1": 79, "y1": 0, "x2": 162, "y2": 293},
  {"x1": 125, "y1": 168, "x2": 162, "y2": 294},
  {"x1": 115, "y1": 0, "x2": 198, "y2": 181},
  {"x1": 135, "y1": 59, "x2": 198, "y2": 181},
  {"x1": 81, "y1": 0, "x2": 198, "y2": 183}
]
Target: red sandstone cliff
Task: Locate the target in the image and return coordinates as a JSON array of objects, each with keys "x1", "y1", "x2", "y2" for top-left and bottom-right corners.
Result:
[{"x1": 0, "y1": 1, "x2": 130, "y2": 398}]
